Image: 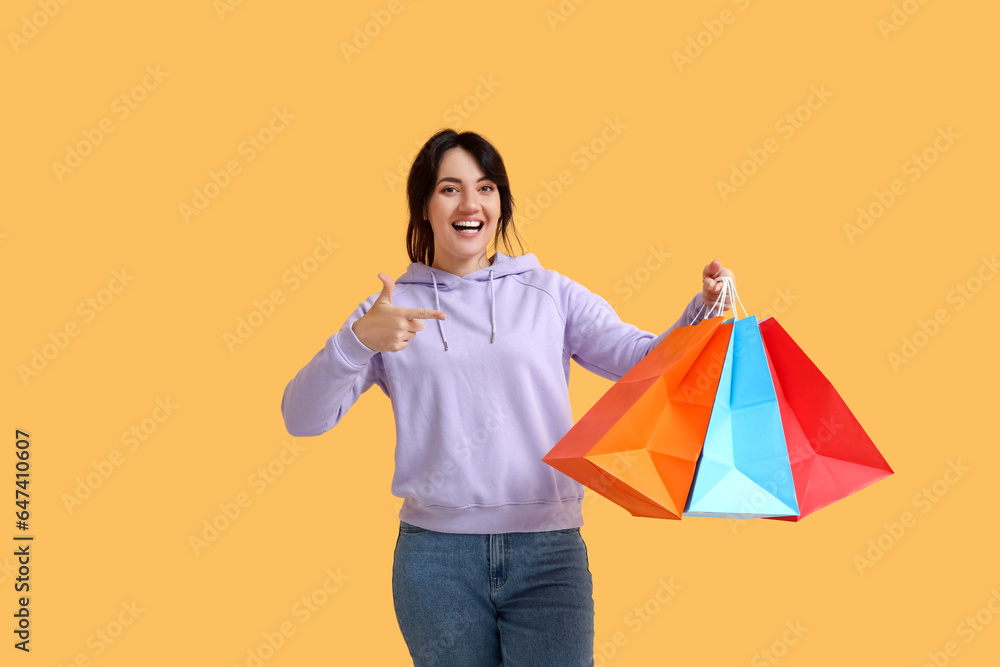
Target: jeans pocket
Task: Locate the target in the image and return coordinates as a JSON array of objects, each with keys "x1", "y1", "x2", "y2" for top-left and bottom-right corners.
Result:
[{"x1": 399, "y1": 520, "x2": 428, "y2": 534}]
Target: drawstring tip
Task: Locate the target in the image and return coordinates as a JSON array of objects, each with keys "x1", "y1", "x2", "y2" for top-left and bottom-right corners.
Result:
[
  {"x1": 490, "y1": 332, "x2": 495, "y2": 343},
  {"x1": 444, "y1": 342, "x2": 449, "y2": 351}
]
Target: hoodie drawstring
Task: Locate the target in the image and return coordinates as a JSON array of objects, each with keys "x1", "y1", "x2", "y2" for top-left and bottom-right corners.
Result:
[
  {"x1": 429, "y1": 268, "x2": 497, "y2": 351},
  {"x1": 430, "y1": 271, "x2": 449, "y2": 351},
  {"x1": 489, "y1": 269, "x2": 496, "y2": 343}
]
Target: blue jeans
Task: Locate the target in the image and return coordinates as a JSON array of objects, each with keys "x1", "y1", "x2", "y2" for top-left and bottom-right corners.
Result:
[{"x1": 392, "y1": 520, "x2": 595, "y2": 666}]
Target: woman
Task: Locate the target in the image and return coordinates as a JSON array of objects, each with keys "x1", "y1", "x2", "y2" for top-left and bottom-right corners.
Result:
[{"x1": 280, "y1": 129, "x2": 735, "y2": 666}]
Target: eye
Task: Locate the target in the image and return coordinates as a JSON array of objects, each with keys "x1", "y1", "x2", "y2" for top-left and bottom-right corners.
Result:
[
  {"x1": 481, "y1": 184, "x2": 495, "y2": 192},
  {"x1": 441, "y1": 186, "x2": 457, "y2": 193}
]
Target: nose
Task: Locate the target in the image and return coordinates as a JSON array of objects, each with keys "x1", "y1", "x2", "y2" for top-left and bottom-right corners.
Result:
[{"x1": 458, "y1": 189, "x2": 480, "y2": 212}]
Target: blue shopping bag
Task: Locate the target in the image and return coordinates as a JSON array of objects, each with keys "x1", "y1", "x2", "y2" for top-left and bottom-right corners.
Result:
[{"x1": 683, "y1": 289, "x2": 799, "y2": 518}]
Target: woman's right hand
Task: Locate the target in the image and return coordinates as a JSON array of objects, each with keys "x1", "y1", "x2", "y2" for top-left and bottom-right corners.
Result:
[{"x1": 351, "y1": 273, "x2": 446, "y2": 352}]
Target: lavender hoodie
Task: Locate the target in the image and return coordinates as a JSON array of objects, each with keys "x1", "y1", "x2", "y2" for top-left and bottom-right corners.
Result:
[{"x1": 280, "y1": 251, "x2": 705, "y2": 534}]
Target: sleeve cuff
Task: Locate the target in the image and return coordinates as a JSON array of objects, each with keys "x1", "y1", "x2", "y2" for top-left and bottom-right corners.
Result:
[
  {"x1": 334, "y1": 323, "x2": 378, "y2": 369},
  {"x1": 686, "y1": 291, "x2": 707, "y2": 325}
]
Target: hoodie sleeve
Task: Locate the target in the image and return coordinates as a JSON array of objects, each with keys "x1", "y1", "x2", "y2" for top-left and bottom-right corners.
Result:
[
  {"x1": 280, "y1": 295, "x2": 384, "y2": 437},
  {"x1": 564, "y1": 279, "x2": 706, "y2": 382}
]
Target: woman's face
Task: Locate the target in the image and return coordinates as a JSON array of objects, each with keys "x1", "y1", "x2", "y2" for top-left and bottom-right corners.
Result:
[{"x1": 424, "y1": 147, "x2": 500, "y2": 271}]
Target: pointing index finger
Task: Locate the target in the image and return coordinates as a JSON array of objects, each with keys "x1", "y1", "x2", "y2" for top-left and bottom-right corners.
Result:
[{"x1": 405, "y1": 307, "x2": 446, "y2": 320}]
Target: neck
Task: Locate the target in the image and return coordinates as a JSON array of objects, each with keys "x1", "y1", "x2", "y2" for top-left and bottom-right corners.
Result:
[{"x1": 431, "y1": 252, "x2": 495, "y2": 277}]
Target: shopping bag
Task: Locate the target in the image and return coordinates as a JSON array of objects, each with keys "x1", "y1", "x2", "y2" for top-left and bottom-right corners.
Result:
[
  {"x1": 682, "y1": 313, "x2": 800, "y2": 519},
  {"x1": 543, "y1": 315, "x2": 732, "y2": 519},
  {"x1": 758, "y1": 317, "x2": 893, "y2": 521}
]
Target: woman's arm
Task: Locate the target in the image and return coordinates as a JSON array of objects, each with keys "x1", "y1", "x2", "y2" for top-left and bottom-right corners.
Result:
[
  {"x1": 565, "y1": 258, "x2": 735, "y2": 381},
  {"x1": 280, "y1": 296, "x2": 384, "y2": 437},
  {"x1": 563, "y1": 280, "x2": 704, "y2": 382}
]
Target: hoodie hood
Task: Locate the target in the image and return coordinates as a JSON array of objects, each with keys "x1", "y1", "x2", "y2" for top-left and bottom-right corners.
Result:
[{"x1": 396, "y1": 252, "x2": 542, "y2": 351}]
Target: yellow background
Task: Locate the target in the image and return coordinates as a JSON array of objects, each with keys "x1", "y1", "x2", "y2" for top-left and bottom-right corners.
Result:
[{"x1": 3, "y1": 0, "x2": 998, "y2": 664}]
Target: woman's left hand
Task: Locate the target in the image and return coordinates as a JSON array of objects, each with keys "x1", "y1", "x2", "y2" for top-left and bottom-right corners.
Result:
[{"x1": 702, "y1": 258, "x2": 736, "y2": 312}]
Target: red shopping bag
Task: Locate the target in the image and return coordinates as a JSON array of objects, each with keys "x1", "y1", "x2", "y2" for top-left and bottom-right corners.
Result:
[
  {"x1": 759, "y1": 317, "x2": 893, "y2": 521},
  {"x1": 543, "y1": 316, "x2": 732, "y2": 519}
]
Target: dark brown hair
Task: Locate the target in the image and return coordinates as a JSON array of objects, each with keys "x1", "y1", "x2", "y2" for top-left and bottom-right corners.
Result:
[{"x1": 406, "y1": 129, "x2": 525, "y2": 266}]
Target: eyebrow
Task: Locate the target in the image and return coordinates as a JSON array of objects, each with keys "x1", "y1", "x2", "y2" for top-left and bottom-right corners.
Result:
[{"x1": 436, "y1": 176, "x2": 493, "y2": 186}]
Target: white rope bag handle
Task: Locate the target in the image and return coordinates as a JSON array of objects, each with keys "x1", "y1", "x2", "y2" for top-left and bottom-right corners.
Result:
[{"x1": 692, "y1": 275, "x2": 747, "y2": 322}]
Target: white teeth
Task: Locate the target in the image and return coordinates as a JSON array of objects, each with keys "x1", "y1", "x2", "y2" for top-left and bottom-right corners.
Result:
[{"x1": 453, "y1": 220, "x2": 483, "y2": 233}]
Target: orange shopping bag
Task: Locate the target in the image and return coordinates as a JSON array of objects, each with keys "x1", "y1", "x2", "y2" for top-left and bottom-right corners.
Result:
[{"x1": 543, "y1": 316, "x2": 731, "y2": 519}]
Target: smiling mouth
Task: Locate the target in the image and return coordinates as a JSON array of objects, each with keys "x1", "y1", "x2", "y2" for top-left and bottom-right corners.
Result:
[{"x1": 452, "y1": 221, "x2": 484, "y2": 234}]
